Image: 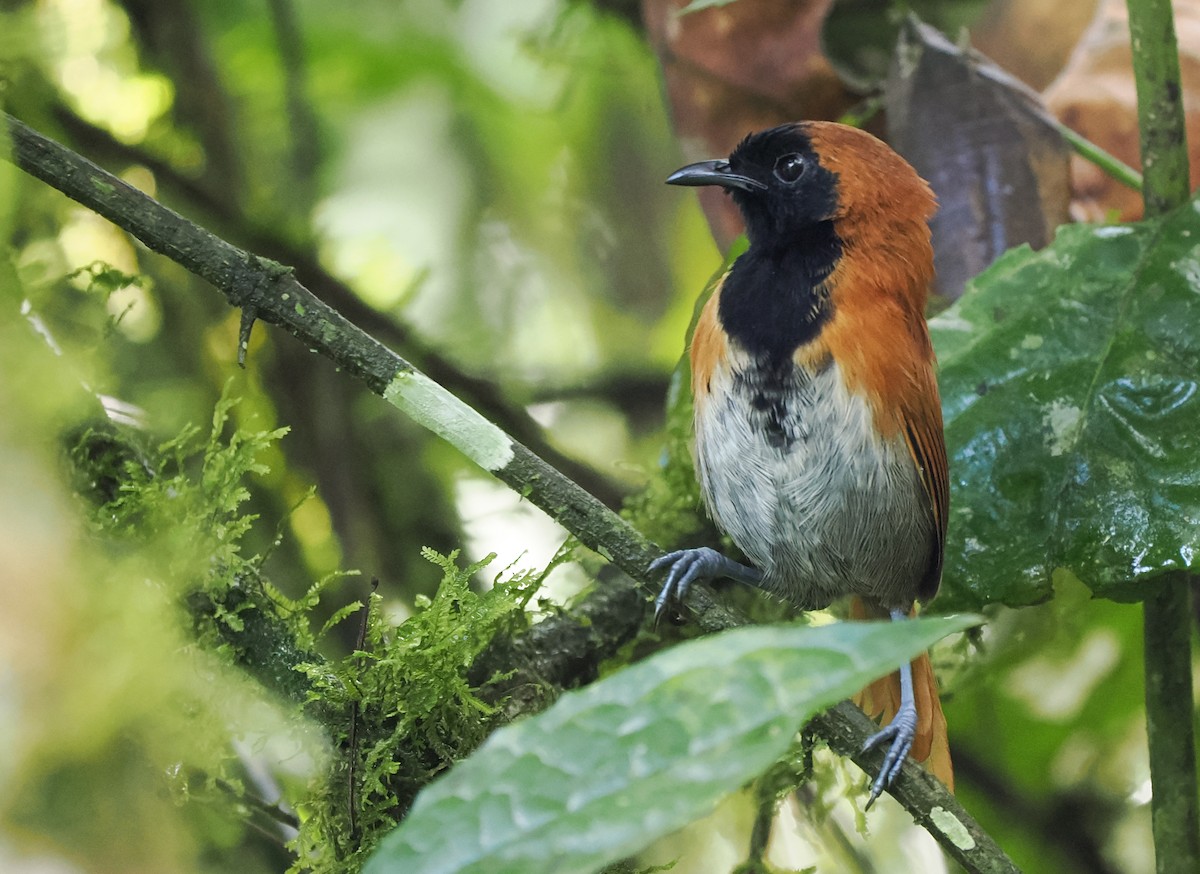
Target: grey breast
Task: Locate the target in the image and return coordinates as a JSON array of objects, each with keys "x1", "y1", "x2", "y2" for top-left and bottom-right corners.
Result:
[{"x1": 695, "y1": 355, "x2": 933, "y2": 610}]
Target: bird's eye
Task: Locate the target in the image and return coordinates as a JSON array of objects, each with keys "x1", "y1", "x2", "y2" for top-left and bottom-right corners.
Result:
[{"x1": 773, "y1": 153, "x2": 806, "y2": 184}]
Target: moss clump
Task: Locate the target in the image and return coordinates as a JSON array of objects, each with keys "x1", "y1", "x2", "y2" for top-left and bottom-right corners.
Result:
[{"x1": 291, "y1": 549, "x2": 540, "y2": 871}]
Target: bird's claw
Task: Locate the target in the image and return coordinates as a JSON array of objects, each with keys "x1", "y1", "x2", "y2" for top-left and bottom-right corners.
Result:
[
  {"x1": 861, "y1": 704, "x2": 918, "y2": 809},
  {"x1": 648, "y1": 547, "x2": 726, "y2": 623}
]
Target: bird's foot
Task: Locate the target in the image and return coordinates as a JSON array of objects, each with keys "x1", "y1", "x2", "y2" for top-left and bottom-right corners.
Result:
[
  {"x1": 648, "y1": 548, "x2": 761, "y2": 623},
  {"x1": 861, "y1": 701, "x2": 918, "y2": 809}
]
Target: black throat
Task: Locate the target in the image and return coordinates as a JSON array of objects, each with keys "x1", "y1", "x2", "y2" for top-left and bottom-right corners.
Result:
[{"x1": 717, "y1": 220, "x2": 842, "y2": 368}]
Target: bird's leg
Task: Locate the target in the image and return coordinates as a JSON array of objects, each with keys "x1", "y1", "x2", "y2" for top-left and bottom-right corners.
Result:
[
  {"x1": 861, "y1": 607, "x2": 918, "y2": 808},
  {"x1": 648, "y1": 548, "x2": 763, "y2": 621}
]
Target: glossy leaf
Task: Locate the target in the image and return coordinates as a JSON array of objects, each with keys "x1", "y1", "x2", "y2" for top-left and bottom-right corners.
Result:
[
  {"x1": 933, "y1": 198, "x2": 1200, "y2": 609},
  {"x1": 363, "y1": 615, "x2": 975, "y2": 874}
]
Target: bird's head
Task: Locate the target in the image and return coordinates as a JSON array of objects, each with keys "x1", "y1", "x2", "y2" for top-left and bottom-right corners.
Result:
[{"x1": 667, "y1": 122, "x2": 935, "y2": 250}]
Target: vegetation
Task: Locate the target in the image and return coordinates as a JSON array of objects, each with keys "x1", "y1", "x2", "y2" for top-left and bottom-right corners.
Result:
[{"x1": 1, "y1": 1, "x2": 1196, "y2": 873}]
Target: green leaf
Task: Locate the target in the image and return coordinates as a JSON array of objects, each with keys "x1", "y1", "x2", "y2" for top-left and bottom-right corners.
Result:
[
  {"x1": 933, "y1": 197, "x2": 1200, "y2": 608},
  {"x1": 363, "y1": 615, "x2": 975, "y2": 874}
]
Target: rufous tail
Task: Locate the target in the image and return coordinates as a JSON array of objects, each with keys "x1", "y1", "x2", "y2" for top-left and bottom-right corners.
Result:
[{"x1": 849, "y1": 596, "x2": 954, "y2": 792}]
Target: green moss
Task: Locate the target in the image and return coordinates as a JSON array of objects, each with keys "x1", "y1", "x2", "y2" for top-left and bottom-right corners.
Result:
[
  {"x1": 289, "y1": 549, "x2": 540, "y2": 872},
  {"x1": 63, "y1": 391, "x2": 545, "y2": 873}
]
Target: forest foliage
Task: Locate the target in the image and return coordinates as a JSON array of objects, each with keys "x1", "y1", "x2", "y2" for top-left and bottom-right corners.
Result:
[{"x1": 2, "y1": 1, "x2": 1197, "y2": 873}]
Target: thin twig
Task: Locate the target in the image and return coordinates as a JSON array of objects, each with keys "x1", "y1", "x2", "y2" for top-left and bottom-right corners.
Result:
[
  {"x1": 347, "y1": 578, "x2": 378, "y2": 843},
  {"x1": 1052, "y1": 120, "x2": 1144, "y2": 192},
  {"x1": 212, "y1": 775, "x2": 301, "y2": 831}
]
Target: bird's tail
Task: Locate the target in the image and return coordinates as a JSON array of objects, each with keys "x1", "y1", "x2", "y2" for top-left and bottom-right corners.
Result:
[{"x1": 849, "y1": 596, "x2": 954, "y2": 792}]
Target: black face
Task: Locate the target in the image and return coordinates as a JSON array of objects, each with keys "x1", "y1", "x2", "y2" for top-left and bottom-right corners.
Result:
[
  {"x1": 666, "y1": 124, "x2": 839, "y2": 247},
  {"x1": 668, "y1": 124, "x2": 844, "y2": 365}
]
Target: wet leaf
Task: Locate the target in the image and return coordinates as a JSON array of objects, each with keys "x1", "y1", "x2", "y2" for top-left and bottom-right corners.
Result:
[{"x1": 932, "y1": 198, "x2": 1200, "y2": 609}]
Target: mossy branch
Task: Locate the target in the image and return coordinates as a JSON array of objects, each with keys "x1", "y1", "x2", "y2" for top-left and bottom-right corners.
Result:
[
  {"x1": 46, "y1": 98, "x2": 629, "y2": 510},
  {"x1": 5, "y1": 111, "x2": 656, "y2": 587},
  {"x1": 2, "y1": 111, "x2": 1016, "y2": 873}
]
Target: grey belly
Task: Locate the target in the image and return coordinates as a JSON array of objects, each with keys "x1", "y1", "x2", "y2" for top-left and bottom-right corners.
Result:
[{"x1": 695, "y1": 360, "x2": 933, "y2": 610}]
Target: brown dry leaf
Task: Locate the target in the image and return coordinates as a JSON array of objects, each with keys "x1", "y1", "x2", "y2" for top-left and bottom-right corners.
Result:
[
  {"x1": 642, "y1": 0, "x2": 858, "y2": 247},
  {"x1": 887, "y1": 18, "x2": 1072, "y2": 304},
  {"x1": 1044, "y1": 0, "x2": 1200, "y2": 221}
]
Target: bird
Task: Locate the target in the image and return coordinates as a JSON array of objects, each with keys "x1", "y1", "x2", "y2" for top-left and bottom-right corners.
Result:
[{"x1": 650, "y1": 121, "x2": 951, "y2": 806}]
